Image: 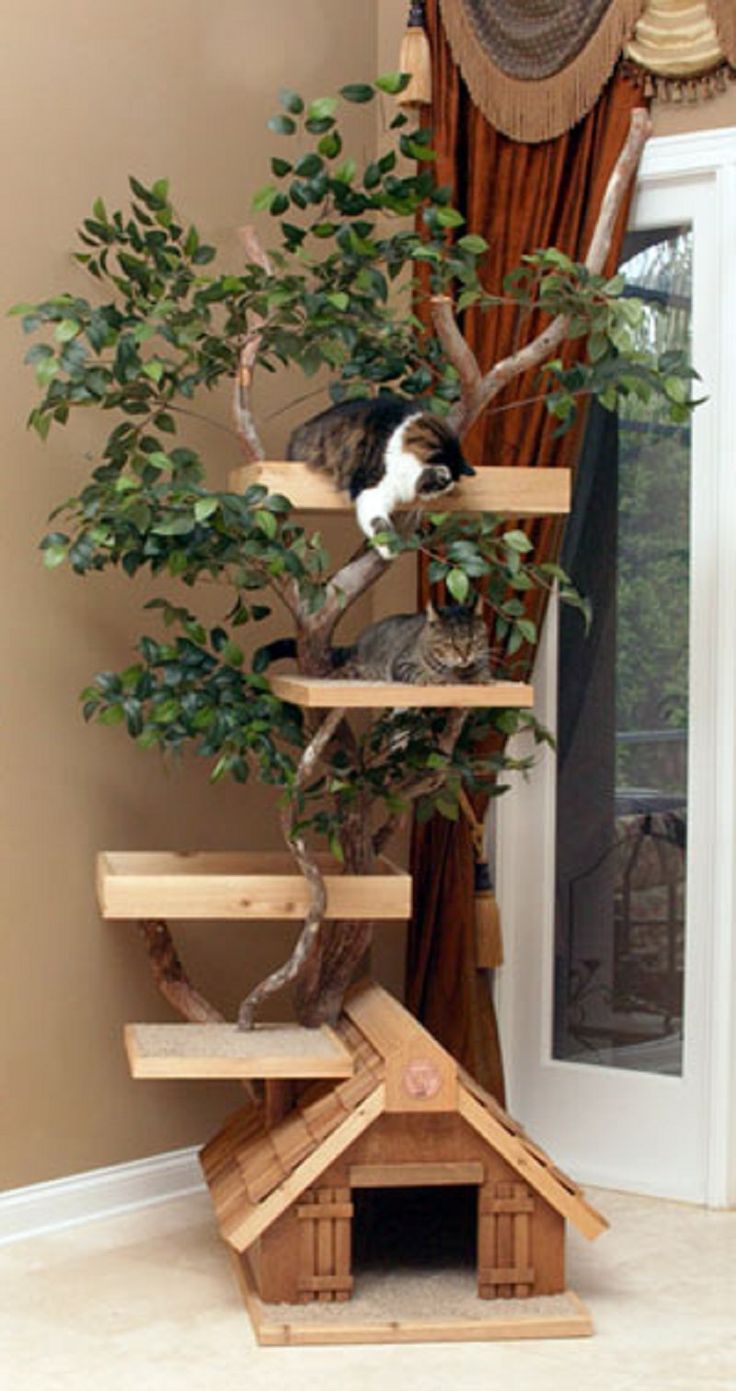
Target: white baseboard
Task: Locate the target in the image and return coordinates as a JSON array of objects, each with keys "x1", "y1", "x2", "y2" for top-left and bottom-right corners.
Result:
[{"x1": 0, "y1": 1145, "x2": 205, "y2": 1247}]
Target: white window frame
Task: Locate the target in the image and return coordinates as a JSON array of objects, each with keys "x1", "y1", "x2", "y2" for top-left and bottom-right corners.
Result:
[{"x1": 495, "y1": 127, "x2": 736, "y2": 1207}]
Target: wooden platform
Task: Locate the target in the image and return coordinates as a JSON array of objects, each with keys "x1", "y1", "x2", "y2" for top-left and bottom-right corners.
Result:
[
  {"x1": 230, "y1": 462, "x2": 571, "y2": 517},
  {"x1": 124, "y1": 1022, "x2": 354, "y2": 1080},
  {"x1": 269, "y1": 675, "x2": 533, "y2": 709},
  {"x1": 97, "y1": 851, "x2": 411, "y2": 921},
  {"x1": 234, "y1": 1254, "x2": 593, "y2": 1345}
]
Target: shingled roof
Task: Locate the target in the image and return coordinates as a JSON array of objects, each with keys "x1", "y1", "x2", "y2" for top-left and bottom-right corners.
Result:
[{"x1": 200, "y1": 981, "x2": 607, "y2": 1253}]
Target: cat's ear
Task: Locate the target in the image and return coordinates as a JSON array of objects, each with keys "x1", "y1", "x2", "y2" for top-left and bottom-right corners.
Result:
[{"x1": 426, "y1": 600, "x2": 438, "y2": 624}]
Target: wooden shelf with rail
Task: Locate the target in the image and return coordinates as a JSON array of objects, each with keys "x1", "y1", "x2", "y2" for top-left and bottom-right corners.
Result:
[{"x1": 230, "y1": 462, "x2": 571, "y2": 517}]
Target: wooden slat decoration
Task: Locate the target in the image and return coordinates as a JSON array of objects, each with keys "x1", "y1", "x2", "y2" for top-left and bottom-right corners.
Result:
[
  {"x1": 298, "y1": 1274, "x2": 355, "y2": 1294},
  {"x1": 230, "y1": 462, "x2": 571, "y2": 518},
  {"x1": 98, "y1": 850, "x2": 411, "y2": 922},
  {"x1": 350, "y1": 1162, "x2": 484, "y2": 1188},
  {"x1": 296, "y1": 1202, "x2": 354, "y2": 1220},
  {"x1": 269, "y1": 674, "x2": 533, "y2": 711},
  {"x1": 317, "y1": 1189, "x2": 334, "y2": 1303},
  {"x1": 479, "y1": 1266, "x2": 535, "y2": 1285},
  {"x1": 333, "y1": 1186, "x2": 352, "y2": 1303},
  {"x1": 481, "y1": 1195, "x2": 535, "y2": 1214},
  {"x1": 496, "y1": 1182, "x2": 514, "y2": 1297}
]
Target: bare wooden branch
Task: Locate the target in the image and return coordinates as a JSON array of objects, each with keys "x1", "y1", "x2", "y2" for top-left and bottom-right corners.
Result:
[
  {"x1": 236, "y1": 707, "x2": 346, "y2": 1028},
  {"x1": 431, "y1": 294, "x2": 482, "y2": 422},
  {"x1": 441, "y1": 108, "x2": 653, "y2": 438},
  {"x1": 138, "y1": 919, "x2": 225, "y2": 1023},
  {"x1": 138, "y1": 919, "x2": 259, "y2": 1105},
  {"x1": 231, "y1": 224, "x2": 275, "y2": 462}
]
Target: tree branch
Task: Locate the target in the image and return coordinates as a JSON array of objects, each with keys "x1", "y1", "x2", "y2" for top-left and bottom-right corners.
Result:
[
  {"x1": 138, "y1": 919, "x2": 259, "y2": 1105},
  {"x1": 231, "y1": 224, "x2": 274, "y2": 462},
  {"x1": 236, "y1": 707, "x2": 346, "y2": 1028},
  {"x1": 441, "y1": 108, "x2": 653, "y2": 439},
  {"x1": 431, "y1": 294, "x2": 481, "y2": 425}
]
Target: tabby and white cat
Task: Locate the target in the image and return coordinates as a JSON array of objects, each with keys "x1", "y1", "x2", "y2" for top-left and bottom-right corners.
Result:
[
  {"x1": 287, "y1": 394, "x2": 475, "y2": 559},
  {"x1": 336, "y1": 598, "x2": 492, "y2": 684}
]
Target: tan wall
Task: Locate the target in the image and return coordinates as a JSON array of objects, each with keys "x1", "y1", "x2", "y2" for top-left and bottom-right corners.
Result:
[
  {"x1": 0, "y1": 0, "x2": 378, "y2": 1190},
  {"x1": 2, "y1": 0, "x2": 732, "y2": 1191}
]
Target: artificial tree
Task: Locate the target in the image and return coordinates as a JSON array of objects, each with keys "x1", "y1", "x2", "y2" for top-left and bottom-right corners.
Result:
[{"x1": 15, "y1": 78, "x2": 694, "y2": 1028}]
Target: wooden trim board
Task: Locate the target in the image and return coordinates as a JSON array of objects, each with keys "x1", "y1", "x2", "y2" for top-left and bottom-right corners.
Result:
[
  {"x1": 350, "y1": 1162, "x2": 484, "y2": 1188},
  {"x1": 269, "y1": 675, "x2": 533, "y2": 709},
  {"x1": 97, "y1": 850, "x2": 411, "y2": 921},
  {"x1": 232, "y1": 1253, "x2": 594, "y2": 1345},
  {"x1": 124, "y1": 1022, "x2": 354, "y2": 1080},
  {"x1": 230, "y1": 463, "x2": 571, "y2": 518}
]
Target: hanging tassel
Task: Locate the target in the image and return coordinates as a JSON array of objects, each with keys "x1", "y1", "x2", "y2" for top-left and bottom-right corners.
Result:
[
  {"x1": 459, "y1": 790, "x2": 504, "y2": 969},
  {"x1": 398, "y1": 0, "x2": 432, "y2": 108}
]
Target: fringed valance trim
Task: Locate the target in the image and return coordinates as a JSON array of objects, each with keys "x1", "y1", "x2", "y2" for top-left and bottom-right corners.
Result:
[
  {"x1": 622, "y1": 56, "x2": 735, "y2": 103},
  {"x1": 708, "y1": 0, "x2": 736, "y2": 67},
  {"x1": 439, "y1": 0, "x2": 646, "y2": 142}
]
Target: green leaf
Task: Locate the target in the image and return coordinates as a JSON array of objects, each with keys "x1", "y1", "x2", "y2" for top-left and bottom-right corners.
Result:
[
  {"x1": 334, "y1": 158, "x2": 356, "y2": 184},
  {"x1": 295, "y1": 153, "x2": 323, "y2": 178},
  {"x1": 194, "y1": 496, "x2": 219, "y2": 523},
  {"x1": 278, "y1": 88, "x2": 304, "y2": 114},
  {"x1": 503, "y1": 529, "x2": 533, "y2": 554},
  {"x1": 664, "y1": 376, "x2": 688, "y2": 405},
  {"x1": 42, "y1": 543, "x2": 68, "y2": 569},
  {"x1": 255, "y1": 508, "x2": 278, "y2": 539},
  {"x1": 54, "y1": 318, "x2": 79, "y2": 343},
  {"x1": 436, "y1": 207, "x2": 465, "y2": 229},
  {"x1": 375, "y1": 71, "x2": 411, "y2": 95},
  {"x1": 457, "y1": 234, "x2": 489, "y2": 255},
  {"x1": 271, "y1": 157, "x2": 292, "y2": 177},
  {"x1": 339, "y1": 83, "x2": 374, "y2": 103},
  {"x1": 252, "y1": 184, "x2": 278, "y2": 212},
  {"x1": 446, "y1": 568, "x2": 470, "y2": 603},
  {"x1": 318, "y1": 130, "x2": 342, "y2": 159},
  {"x1": 222, "y1": 640, "x2": 244, "y2": 667},
  {"x1": 515, "y1": 618, "x2": 537, "y2": 644},
  {"x1": 326, "y1": 291, "x2": 349, "y2": 311},
  {"x1": 99, "y1": 704, "x2": 125, "y2": 726},
  {"x1": 267, "y1": 114, "x2": 296, "y2": 136},
  {"x1": 306, "y1": 97, "x2": 338, "y2": 122},
  {"x1": 142, "y1": 360, "x2": 165, "y2": 383}
]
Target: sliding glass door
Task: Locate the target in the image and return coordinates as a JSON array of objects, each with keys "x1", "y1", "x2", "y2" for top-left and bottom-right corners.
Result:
[{"x1": 495, "y1": 133, "x2": 735, "y2": 1203}]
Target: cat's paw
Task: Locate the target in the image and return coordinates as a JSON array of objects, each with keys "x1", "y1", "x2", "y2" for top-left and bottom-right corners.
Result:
[
  {"x1": 370, "y1": 517, "x2": 395, "y2": 561},
  {"x1": 417, "y1": 465, "x2": 454, "y2": 498}
]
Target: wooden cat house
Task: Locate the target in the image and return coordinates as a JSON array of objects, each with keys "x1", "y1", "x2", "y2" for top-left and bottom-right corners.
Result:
[{"x1": 200, "y1": 981, "x2": 607, "y2": 1344}]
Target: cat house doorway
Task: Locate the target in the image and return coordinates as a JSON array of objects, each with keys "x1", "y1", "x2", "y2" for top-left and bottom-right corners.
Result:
[{"x1": 351, "y1": 1182, "x2": 478, "y2": 1281}]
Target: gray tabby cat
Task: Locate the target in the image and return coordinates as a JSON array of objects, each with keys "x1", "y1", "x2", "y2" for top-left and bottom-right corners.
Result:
[
  {"x1": 337, "y1": 598, "x2": 492, "y2": 684},
  {"x1": 287, "y1": 394, "x2": 475, "y2": 559}
]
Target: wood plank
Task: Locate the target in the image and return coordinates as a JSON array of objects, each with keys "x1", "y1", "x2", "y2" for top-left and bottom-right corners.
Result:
[
  {"x1": 124, "y1": 1021, "x2": 354, "y2": 1080},
  {"x1": 296, "y1": 1202, "x2": 354, "y2": 1220},
  {"x1": 230, "y1": 462, "x2": 571, "y2": 518},
  {"x1": 457, "y1": 1089, "x2": 608, "y2": 1241},
  {"x1": 224, "y1": 1086, "x2": 386, "y2": 1252},
  {"x1": 270, "y1": 674, "x2": 533, "y2": 710},
  {"x1": 350, "y1": 1161, "x2": 484, "y2": 1188},
  {"x1": 98, "y1": 850, "x2": 410, "y2": 921},
  {"x1": 235, "y1": 1256, "x2": 595, "y2": 1346},
  {"x1": 514, "y1": 1186, "x2": 532, "y2": 1298},
  {"x1": 316, "y1": 1189, "x2": 334, "y2": 1303},
  {"x1": 496, "y1": 1182, "x2": 513, "y2": 1297},
  {"x1": 333, "y1": 1185, "x2": 352, "y2": 1304}
]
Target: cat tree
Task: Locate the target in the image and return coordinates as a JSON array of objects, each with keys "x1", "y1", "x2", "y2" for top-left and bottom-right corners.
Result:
[
  {"x1": 92, "y1": 459, "x2": 617, "y2": 1345},
  {"x1": 17, "y1": 79, "x2": 682, "y2": 1341}
]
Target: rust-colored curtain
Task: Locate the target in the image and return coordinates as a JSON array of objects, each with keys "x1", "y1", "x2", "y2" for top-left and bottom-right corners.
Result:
[{"x1": 406, "y1": 0, "x2": 645, "y2": 1100}]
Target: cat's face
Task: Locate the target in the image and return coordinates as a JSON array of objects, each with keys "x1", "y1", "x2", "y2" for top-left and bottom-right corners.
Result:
[
  {"x1": 403, "y1": 414, "x2": 475, "y2": 495},
  {"x1": 426, "y1": 599, "x2": 487, "y2": 673}
]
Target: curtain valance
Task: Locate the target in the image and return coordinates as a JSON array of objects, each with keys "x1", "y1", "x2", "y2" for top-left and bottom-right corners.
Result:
[{"x1": 439, "y1": 0, "x2": 735, "y2": 141}]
